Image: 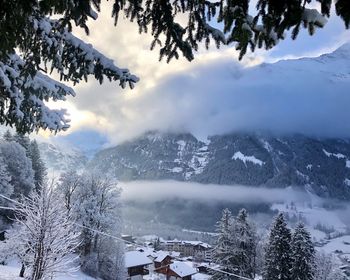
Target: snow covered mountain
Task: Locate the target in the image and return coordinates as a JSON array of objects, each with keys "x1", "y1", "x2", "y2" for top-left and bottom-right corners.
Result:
[
  {"x1": 53, "y1": 130, "x2": 108, "y2": 159},
  {"x1": 88, "y1": 131, "x2": 350, "y2": 200},
  {"x1": 87, "y1": 43, "x2": 350, "y2": 200},
  {"x1": 39, "y1": 141, "x2": 88, "y2": 174}
]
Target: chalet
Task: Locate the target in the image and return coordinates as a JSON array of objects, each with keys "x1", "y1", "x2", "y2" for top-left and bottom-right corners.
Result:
[
  {"x1": 154, "y1": 251, "x2": 173, "y2": 274},
  {"x1": 125, "y1": 251, "x2": 152, "y2": 280},
  {"x1": 166, "y1": 261, "x2": 197, "y2": 280}
]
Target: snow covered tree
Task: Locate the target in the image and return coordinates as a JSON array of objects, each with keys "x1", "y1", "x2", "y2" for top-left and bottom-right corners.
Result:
[
  {"x1": 7, "y1": 184, "x2": 79, "y2": 280},
  {"x1": 9, "y1": 134, "x2": 46, "y2": 192},
  {"x1": 231, "y1": 208, "x2": 257, "y2": 278},
  {"x1": 28, "y1": 140, "x2": 47, "y2": 192},
  {"x1": 0, "y1": 141, "x2": 34, "y2": 198},
  {"x1": 211, "y1": 208, "x2": 235, "y2": 279},
  {"x1": 328, "y1": 268, "x2": 347, "y2": 280},
  {"x1": 71, "y1": 174, "x2": 124, "y2": 279},
  {"x1": 1, "y1": 0, "x2": 349, "y2": 133},
  {"x1": 57, "y1": 170, "x2": 82, "y2": 214},
  {"x1": 314, "y1": 251, "x2": 333, "y2": 280},
  {"x1": 314, "y1": 251, "x2": 346, "y2": 280},
  {"x1": 14, "y1": 132, "x2": 31, "y2": 154},
  {"x1": 153, "y1": 237, "x2": 161, "y2": 250},
  {"x1": 263, "y1": 213, "x2": 292, "y2": 280},
  {"x1": 290, "y1": 223, "x2": 315, "y2": 280},
  {"x1": 0, "y1": 156, "x2": 13, "y2": 200},
  {"x1": 0, "y1": 155, "x2": 13, "y2": 222},
  {"x1": 0, "y1": 2, "x2": 138, "y2": 134},
  {"x1": 97, "y1": 236, "x2": 126, "y2": 280},
  {"x1": 2, "y1": 130, "x2": 14, "y2": 142}
]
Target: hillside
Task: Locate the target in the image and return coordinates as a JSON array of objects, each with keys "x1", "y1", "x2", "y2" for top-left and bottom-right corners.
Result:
[{"x1": 88, "y1": 132, "x2": 350, "y2": 200}]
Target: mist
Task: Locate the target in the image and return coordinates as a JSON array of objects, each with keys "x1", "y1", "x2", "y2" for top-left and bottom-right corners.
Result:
[
  {"x1": 119, "y1": 180, "x2": 350, "y2": 233},
  {"x1": 120, "y1": 180, "x2": 311, "y2": 205}
]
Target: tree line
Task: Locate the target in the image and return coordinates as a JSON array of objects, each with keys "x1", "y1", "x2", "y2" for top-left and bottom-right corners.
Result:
[
  {"x1": 212, "y1": 208, "x2": 347, "y2": 280},
  {"x1": 0, "y1": 131, "x2": 125, "y2": 280}
]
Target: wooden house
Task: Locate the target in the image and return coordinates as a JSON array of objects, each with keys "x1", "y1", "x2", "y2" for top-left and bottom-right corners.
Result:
[
  {"x1": 154, "y1": 251, "x2": 173, "y2": 274},
  {"x1": 125, "y1": 251, "x2": 152, "y2": 280}
]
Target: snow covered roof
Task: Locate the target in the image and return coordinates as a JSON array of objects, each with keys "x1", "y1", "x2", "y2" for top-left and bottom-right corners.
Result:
[
  {"x1": 170, "y1": 251, "x2": 181, "y2": 257},
  {"x1": 138, "y1": 247, "x2": 158, "y2": 258},
  {"x1": 163, "y1": 240, "x2": 212, "y2": 249},
  {"x1": 155, "y1": 251, "x2": 172, "y2": 262},
  {"x1": 185, "y1": 241, "x2": 211, "y2": 249},
  {"x1": 124, "y1": 251, "x2": 152, "y2": 268},
  {"x1": 169, "y1": 261, "x2": 197, "y2": 277}
]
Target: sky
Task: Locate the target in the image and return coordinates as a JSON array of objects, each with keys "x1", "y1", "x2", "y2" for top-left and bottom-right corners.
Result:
[{"x1": 47, "y1": 2, "x2": 350, "y2": 146}]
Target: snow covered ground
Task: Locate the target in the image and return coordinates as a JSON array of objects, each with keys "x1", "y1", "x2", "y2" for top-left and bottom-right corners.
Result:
[
  {"x1": 321, "y1": 235, "x2": 350, "y2": 255},
  {"x1": 272, "y1": 196, "x2": 349, "y2": 242},
  {"x1": 0, "y1": 259, "x2": 95, "y2": 280},
  {"x1": 0, "y1": 256, "x2": 211, "y2": 280},
  {"x1": 1, "y1": 193, "x2": 349, "y2": 279},
  {"x1": 272, "y1": 196, "x2": 350, "y2": 269}
]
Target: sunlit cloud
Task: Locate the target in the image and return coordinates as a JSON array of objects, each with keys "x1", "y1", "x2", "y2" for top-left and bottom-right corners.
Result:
[{"x1": 42, "y1": 1, "x2": 350, "y2": 144}]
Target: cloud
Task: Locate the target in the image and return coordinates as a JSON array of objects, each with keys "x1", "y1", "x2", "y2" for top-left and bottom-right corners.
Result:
[
  {"x1": 44, "y1": 2, "x2": 350, "y2": 144},
  {"x1": 119, "y1": 180, "x2": 309, "y2": 204},
  {"x1": 68, "y1": 44, "x2": 350, "y2": 144}
]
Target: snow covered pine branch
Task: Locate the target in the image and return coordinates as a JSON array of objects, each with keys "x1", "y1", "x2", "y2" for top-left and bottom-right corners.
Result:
[
  {"x1": 0, "y1": 185, "x2": 79, "y2": 280},
  {"x1": 0, "y1": 12, "x2": 138, "y2": 134}
]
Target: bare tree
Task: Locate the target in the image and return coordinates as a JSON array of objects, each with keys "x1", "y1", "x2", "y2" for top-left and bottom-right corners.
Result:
[
  {"x1": 57, "y1": 171, "x2": 82, "y2": 214},
  {"x1": 7, "y1": 184, "x2": 79, "y2": 279}
]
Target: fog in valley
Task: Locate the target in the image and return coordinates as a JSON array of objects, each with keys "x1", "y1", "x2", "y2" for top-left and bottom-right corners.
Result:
[{"x1": 119, "y1": 180, "x2": 350, "y2": 239}]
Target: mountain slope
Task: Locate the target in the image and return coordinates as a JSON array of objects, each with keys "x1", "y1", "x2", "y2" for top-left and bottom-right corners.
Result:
[
  {"x1": 39, "y1": 141, "x2": 88, "y2": 173},
  {"x1": 88, "y1": 132, "x2": 350, "y2": 200}
]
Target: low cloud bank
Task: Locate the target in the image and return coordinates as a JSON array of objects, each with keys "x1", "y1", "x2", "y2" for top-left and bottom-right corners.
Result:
[{"x1": 120, "y1": 180, "x2": 310, "y2": 204}]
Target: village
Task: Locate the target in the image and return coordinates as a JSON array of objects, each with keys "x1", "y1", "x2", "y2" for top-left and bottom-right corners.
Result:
[{"x1": 122, "y1": 235, "x2": 218, "y2": 280}]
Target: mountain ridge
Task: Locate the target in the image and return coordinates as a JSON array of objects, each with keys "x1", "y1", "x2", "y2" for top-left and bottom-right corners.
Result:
[{"x1": 87, "y1": 131, "x2": 350, "y2": 200}]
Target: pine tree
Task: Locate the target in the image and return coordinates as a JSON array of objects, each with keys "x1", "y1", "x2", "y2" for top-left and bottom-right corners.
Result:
[
  {"x1": 0, "y1": 141, "x2": 34, "y2": 198},
  {"x1": 291, "y1": 223, "x2": 315, "y2": 280},
  {"x1": 0, "y1": 155, "x2": 13, "y2": 219},
  {"x1": 29, "y1": 140, "x2": 47, "y2": 192},
  {"x1": 14, "y1": 132, "x2": 31, "y2": 153},
  {"x1": 2, "y1": 130, "x2": 13, "y2": 142},
  {"x1": 153, "y1": 237, "x2": 161, "y2": 250},
  {"x1": 212, "y1": 208, "x2": 235, "y2": 279},
  {"x1": 263, "y1": 213, "x2": 292, "y2": 280},
  {"x1": 0, "y1": 1, "x2": 138, "y2": 134},
  {"x1": 231, "y1": 208, "x2": 257, "y2": 278},
  {"x1": 0, "y1": 156, "x2": 13, "y2": 198}
]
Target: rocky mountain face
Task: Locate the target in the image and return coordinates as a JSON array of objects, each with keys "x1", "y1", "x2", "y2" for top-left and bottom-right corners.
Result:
[{"x1": 88, "y1": 132, "x2": 350, "y2": 200}]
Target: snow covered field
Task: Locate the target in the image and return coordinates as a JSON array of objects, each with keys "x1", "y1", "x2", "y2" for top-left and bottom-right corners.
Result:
[
  {"x1": 0, "y1": 259, "x2": 96, "y2": 280},
  {"x1": 272, "y1": 195, "x2": 349, "y2": 241}
]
